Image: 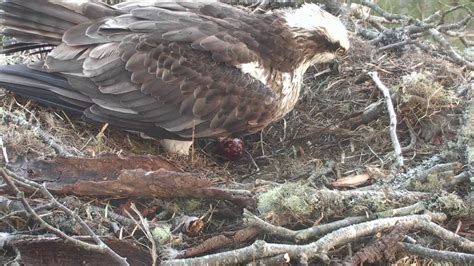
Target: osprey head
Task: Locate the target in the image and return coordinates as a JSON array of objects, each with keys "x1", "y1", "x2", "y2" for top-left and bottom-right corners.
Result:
[{"x1": 282, "y1": 3, "x2": 350, "y2": 65}]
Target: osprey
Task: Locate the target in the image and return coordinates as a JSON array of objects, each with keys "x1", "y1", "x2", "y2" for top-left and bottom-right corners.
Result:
[{"x1": 0, "y1": 0, "x2": 349, "y2": 154}]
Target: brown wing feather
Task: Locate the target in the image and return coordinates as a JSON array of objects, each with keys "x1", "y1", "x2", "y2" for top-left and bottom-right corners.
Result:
[{"x1": 37, "y1": 2, "x2": 285, "y2": 139}]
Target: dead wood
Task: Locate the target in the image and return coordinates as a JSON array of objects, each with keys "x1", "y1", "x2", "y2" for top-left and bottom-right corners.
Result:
[
  {"x1": 7, "y1": 155, "x2": 181, "y2": 182},
  {"x1": 368, "y1": 71, "x2": 404, "y2": 171},
  {"x1": 245, "y1": 202, "x2": 426, "y2": 242},
  {"x1": 358, "y1": 0, "x2": 473, "y2": 70},
  {"x1": 0, "y1": 169, "x2": 129, "y2": 265},
  {"x1": 346, "y1": 227, "x2": 407, "y2": 264},
  {"x1": 44, "y1": 169, "x2": 253, "y2": 207},
  {"x1": 5, "y1": 158, "x2": 254, "y2": 207},
  {"x1": 400, "y1": 242, "x2": 474, "y2": 264},
  {"x1": 1, "y1": 233, "x2": 151, "y2": 266},
  {"x1": 250, "y1": 253, "x2": 291, "y2": 266},
  {"x1": 177, "y1": 226, "x2": 260, "y2": 258},
  {"x1": 162, "y1": 214, "x2": 447, "y2": 265}
]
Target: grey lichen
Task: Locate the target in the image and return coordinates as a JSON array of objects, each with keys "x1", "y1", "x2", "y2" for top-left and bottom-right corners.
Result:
[{"x1": 257, "y1": 182, "x2": 314, "y2": 218}]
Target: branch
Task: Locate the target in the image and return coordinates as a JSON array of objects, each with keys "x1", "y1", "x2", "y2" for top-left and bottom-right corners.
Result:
[
  {"x1": 0, "y1": 168, "x2": 129, "y2": 266},
  {"x1": 368, "y1": 71, "x2": 404, "y2": 171},
  {"x1": 0, "y1": 233, "x2": 151, "y2": 265},
  {"x1": 162, "y1": 214, "x2": 446, "y2": 265},
  {"x1": 176, "y1": 227, "x2": 261, "y2": 259},
  {"x1": 417, "y1": 219, "x2": 474, "y2": 252},
  {"x1": 359, "y1": 1, "x2": 473, "y2": 70},
  {"x1": 398, "y1": 162, "x2": 462, "y2": 189},
  {"x1": 428, "y1": 28, "x2": 474, "y2": 70},
  {"x1": 244, "y1": 202, "x2": 426, "y2": 242},
  {"x1": 400, "y1": 242, "x2": 474, "y2": 264}
]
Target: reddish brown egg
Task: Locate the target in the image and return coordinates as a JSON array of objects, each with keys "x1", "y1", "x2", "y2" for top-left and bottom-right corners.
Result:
[{"x1": 216, "y1": 138, "x2": 245, "y2": 160}]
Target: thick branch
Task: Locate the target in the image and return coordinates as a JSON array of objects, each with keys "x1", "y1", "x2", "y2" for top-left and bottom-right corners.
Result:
[
  {"x1": 163, "y1": 214, "x2": 446, "y2": 265},
  {"x1": 244, "y1": 202, "x2": 426, "y2": 242}
]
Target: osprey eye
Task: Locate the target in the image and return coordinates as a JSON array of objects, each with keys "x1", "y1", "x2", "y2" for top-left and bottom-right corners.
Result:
[{"x1": 336, "y1": 48, "x2": 346, "y2": 56}]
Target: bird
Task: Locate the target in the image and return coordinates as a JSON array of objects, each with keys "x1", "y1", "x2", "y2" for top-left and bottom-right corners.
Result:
[{"x1": 0, "y1": 0, "x2": 349, "y2": 155}]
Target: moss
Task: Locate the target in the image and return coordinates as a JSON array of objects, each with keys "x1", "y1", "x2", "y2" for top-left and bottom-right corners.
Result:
[
  {"x1": 258, "y1": 182, "x2": 313, "y2": 218},
  {"x1": 152, "y1": 225, "x2": 172, "y2": 245},
  {"x1": 413, "y1": 174, "x2": 447, "y2": 192},
  {"x1": 169, "y1": 199, "x2": 206, "y2": 215},
  {"x1": 435, "y1": 194, "x2": 468, "y2": 218}
]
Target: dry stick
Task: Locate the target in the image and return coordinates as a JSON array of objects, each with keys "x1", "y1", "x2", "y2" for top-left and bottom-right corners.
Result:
[
  {"x1": 246, "y1": 253, "x2": 291, "y2": 266},
  {"x1": 0, "y1": 135, "x2": 8, "y2": 163},
  {"x1": 417, "y1": 219, "x2": 474, "y2": 252},
  {"x1": 448, "y1": 171, "x2": 470, "y2": 187},
  {"x1": 398, "y1": 162, "x2": 462, "y2": 189},
  {"x1": 178, "y1": 226, "x2": 261, "y2": 259},
  {"x1": 428, "y1": 28, "x2": 474, "y2": 70},
  {"x1": 400, "y1": 242, "x2": 474, "y2": 264},
  {"x1": 377, "y1": 40, "x2": 415, "y2": 52},
  {"x1": 360, "y1": 1, "x2": 473, "y2": 70},
  {"x1": 244, "y1": 202, "x2": 426, "y2": 242},
  {"x1": 0, "y1": 169, "x2": 129, "y2": 266},
  {"x1": 162, "y1": 214, "x2": 446, "y2": 265},
  {"x1": 0, "y1": 108, "x2": 83, "y2": 157},
  {"x1": 0, "y1": 201, "x2": 56, "y2": 222},
  {"x1": 128, "y1": 203, "x2": 158, "y2": 266},
  {"x1": 401, "y1": 121, "x2": 417, "y2": 152},
  {"x1": 368, "y1": 71, "x2": 404, "y2": 170}
]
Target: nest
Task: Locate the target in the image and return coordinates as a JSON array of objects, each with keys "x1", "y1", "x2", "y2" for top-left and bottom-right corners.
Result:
[{"x1": 0, "y1": 24, "x2": 472, "y2": 266}]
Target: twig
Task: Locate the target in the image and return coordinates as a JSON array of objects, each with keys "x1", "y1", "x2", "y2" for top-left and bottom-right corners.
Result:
[
  {"x1": 162, "y1": 214, "x2": 446, "y2": 265},
  {"x1": 377, "y1": 40, "x2": 414, "y2": 52},
  {"x1": 448, "y1": 171, "x2": 470, "y2": 187},
  {"x1": 359, "y1": 1, "x2": 473, "y2": 70},
  {"x1": 0, "y1": 108, "x2": 83, "y2": 157},
  {"x1": 399, "y1": 162, "x2": 462, "y2": 188},
  {"x1": 368, "y1": 71, "x2": 404, "y2": 170},
  {"x1": 0, "y1": 199, "x2": 55, "y2": 222},
  {"x1": 0, "y1": 168, "x2": 129, "y2": 266},
  {"x1": 66, "y1": 198, "x2": 140, "y2": 228},
  {"x1": 247, "y1": 253, "x2": 291, "y2": 265},
  {"x1": 0, "y1": 135, "x2": 8, "y2": 164},
  {"x1": 401, "y1": 121, "x2": 417, "y2": 152},
  {"x1": 428, "y1": 29, "x2": 474, "y2": 70},
  {"x1": 400, "y1": 242, "x2": 474, "y2": 264},
  {"x1": 361, "y1": 0, "x2": 410, "y2": 21},
  {"x1": 177, "y1": 227, "x2": 261, "y2": 258},
  {"x1": 417, "y1": 219, "x2": 474, "y2": 252},
  {"x1": 244, "y1": 202, "x2": 426, "y2": 242},
  {"x1": 126, "y1": 203, "x2": 158, "y2": 266}
]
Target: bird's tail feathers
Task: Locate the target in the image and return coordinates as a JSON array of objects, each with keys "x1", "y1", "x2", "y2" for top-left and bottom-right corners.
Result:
[
  {"x1": 0, "y1": 64, "x2": 92, "y2": 115},
  {"x1": 0, "y1": 0, "x2": 118, "y2": 53}
]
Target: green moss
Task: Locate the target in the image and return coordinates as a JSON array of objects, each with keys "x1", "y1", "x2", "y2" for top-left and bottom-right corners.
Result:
[
  {"x1": 435, "y1": 194, "x2": 468, "y2": 217},
  {"x1": 413, "y1": 174, "x2": 446, "y2": 192},
  {"x1": 258, "y1": 182, "x2": 313, "y2": 218},
  {"x1": 152, "y1": 225, "x2": 171, "y2": 245}
]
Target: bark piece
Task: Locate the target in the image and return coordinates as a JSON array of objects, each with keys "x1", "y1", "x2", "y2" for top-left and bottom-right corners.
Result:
[
  {"x1": 2, "y1": 234, "x2": 151, "y2": 266},
  {"x1": 8, "y1": 155, "x2": 181, "y2": 183}
]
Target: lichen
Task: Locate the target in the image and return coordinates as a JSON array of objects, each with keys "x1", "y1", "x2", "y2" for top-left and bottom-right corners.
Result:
[
  {"x1": 152, "y1": 225, "x2": 172, "y2": 245},
  {"x1": 257, "y1": 182, "x2": 313, "y2": 218}
]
